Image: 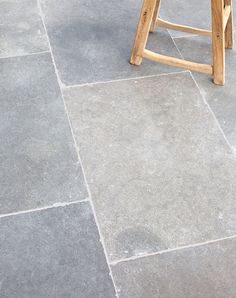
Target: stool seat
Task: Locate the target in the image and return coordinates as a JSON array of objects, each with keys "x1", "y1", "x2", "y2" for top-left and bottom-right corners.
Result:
[{"x1": 130, "y1": 0, "x2": 234, "y2": 85}]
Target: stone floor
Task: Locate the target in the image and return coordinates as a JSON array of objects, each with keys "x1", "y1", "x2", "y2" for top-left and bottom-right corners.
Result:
[{"x1": 1, "y1": 0, "x2": 236, "y2": 297}]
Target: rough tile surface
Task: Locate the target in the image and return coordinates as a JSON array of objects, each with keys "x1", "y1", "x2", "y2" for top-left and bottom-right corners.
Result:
[
  {"x1": 0, "y1": 53, "x2": 88, "y2": 214},
  {"x1": 0, "y1": 0, "x2": 48, "y2": 57},
  {"x1": 64, "y1": 72, "x2": 236, "y2": 262},
  {"x1": 40, "y1": 0, "x2": 181, "y2": 85},
  {"x1": 112, "y1": 237, "x2": 236, "y2": 298},
  {"x1": 0, "y1": 202, "x2": 116, "y2": 298},
  {"x1": 1, "y1": 0, "x2": 236, "y2": 296},
  {"x1": 175, "y1": 35, "x2": 236, "y2": 148}
]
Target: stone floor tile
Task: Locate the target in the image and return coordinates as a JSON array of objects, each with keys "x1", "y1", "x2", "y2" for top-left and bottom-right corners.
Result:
[
  {"x1": 0, "y1": 0, "x2": 48, "y2": 57},
  {"x1": 0, "y1": 53, "x2": 88, "y2": 214},
  {"x1": 112, "y1": 237, "x2": 236, "y2": 298},
  {"x1": 174, "y1": 35, "x2": 236, "y2": 148},
  {"x1": 64, "y1": 72, "x2": 236, "y2": 262},
  {"x1": 40, "y1": 0, "x2": 181, "y2": 85},
  {"x1": 0, "y1": 202, "x2": 116, "y2": 298}
]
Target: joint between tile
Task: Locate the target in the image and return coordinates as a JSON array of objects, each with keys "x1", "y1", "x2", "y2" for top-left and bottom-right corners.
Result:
[
  {"x1": 0, "y1": 50, "x2": 51, "y2": 61},
  {"x1": 63, "y1": 70, "x2": 189, "y2": 90},
  {"x1": 168, "y1": 28, "x2": 235, "y2": 155},
  {"x1": 0, "y1": 199, "x2": 90, "y2": 219},
  {"x1": 37, "y1": 1, "x2": 119, "y2": 295},
  {"x1": 110, "y1": 234, "x2": 236, "y2": 267}
]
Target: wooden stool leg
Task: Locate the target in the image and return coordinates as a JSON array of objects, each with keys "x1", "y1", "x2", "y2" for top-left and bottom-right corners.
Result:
[
  {"x1": 130, "y1": 0, "x2": 157, "y2": 65},
  {"x1": 150, "y1": 0, "x2": 161, "y2": 33},
  {"x1": 212, "y1": 0, "x2": 225, "y2": 85},
  {"x1": 225, "y1": 0, "x2": 234, "y2": 49}
]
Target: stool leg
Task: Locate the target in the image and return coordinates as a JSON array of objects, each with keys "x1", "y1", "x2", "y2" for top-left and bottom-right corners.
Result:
[
  {"x1": 225, "y1": 0, "x2": 234, "y2": 49},
  {"x1": 212, "y1": 0, "x2": 225, "y2": 85},
  {"x1": 150, "y1": 0, "x2": 161, "y2": 33},
  {"x1": 130, "y1": 0, "x2": 157, "y2": 65}
]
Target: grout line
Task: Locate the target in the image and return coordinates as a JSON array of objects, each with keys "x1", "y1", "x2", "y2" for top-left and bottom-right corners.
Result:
[
  {"x1": 37, "y1": 0, "x2": 64, "y2": 88},
  {"x1": 34, "y1": 11, "x2": 235, "y2": 293},
  {"x1": 62, "y1": 117, "x2": 120, "y2": 297},
  {"x1": 167, "y1": 28, "x2": 186, "y2": 58},
  {"x1": 63, "y1": 70, "x2": 188, "y2": 89},
  {"x1": 110, "y1": 234, "x2": 236, "y2": 266},
  {"x1": 64, "y1": 118, "x2": 120, "y2": 298},
  {"x1": 169, "y1": 28, "x2": 236, "y2": 155},
  {"x1": 37, "y1": 1, "x2": 119, "y2": 296},
  {"x1": 0, "y1": 50, "x2": 50, "y2": 60},
  {"x1": 0, "y1": 199, "x2": 89, "y2": 219},
  {"x1": 190, "y1": 73, "x2": 236, "y2": 155}
]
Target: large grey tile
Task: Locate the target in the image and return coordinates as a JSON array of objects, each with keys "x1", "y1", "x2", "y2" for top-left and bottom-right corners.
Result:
[
  {"x1": 0, "y1": 0, "x2": 48, "y2": 57},
  {"x1": 64, "y1": 72, "x2": 236, "y2": 262},
  {"x1": 0, "y1": 53, "x2": 88, "y2": 214},
  {"x1": 0, "y1": 202, "x2": 116, "y2": 298},
  {"x1": 40, "y1": 0, "x2": 181, "y2": 85},
  {"x1": 175, "y1": 35, "x2": 236, "y2": 148},
  {"x1": 112, "y1": 237, "x2": 236, "y2": 298}
]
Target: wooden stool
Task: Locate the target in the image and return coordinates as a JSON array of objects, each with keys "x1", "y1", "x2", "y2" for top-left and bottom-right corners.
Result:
[{"x1": 130, "y1": 0, "x2": 234, "y2": 85}]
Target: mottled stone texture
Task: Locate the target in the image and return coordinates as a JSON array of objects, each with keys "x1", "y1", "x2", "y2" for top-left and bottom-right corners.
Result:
[
  {"x1": 64, "y1": 73, "x2": 236, "y2": 261},
  {"x1": 112, "y1": 237, "x2": 236, "y2": 298},
  {"x1": 0, "y1": 53, "x2": 88, "y2": 214},
  {"x1": 1, "y1": 0, "x2": 236, "y2": 296},
  {"x1": 174, "y1": 34, "x2": 236, "y2": 148},
  {"x1": 0, "y1": 0, "x2": 48, "y2": 57},
  {"x1": 0, "y1": 203, "x2": 116, "y2": 298},
  {"x1": 40, "y1": 0, "x2": 181, "y2": 85}
]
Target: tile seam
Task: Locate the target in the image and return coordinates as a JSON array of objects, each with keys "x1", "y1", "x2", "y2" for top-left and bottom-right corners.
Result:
[
  {"x1": 169, "y1": 28, "x2": 236, "y2": 156},
  {"x1": 0, "y1": 50, "x2": 50, "y2": 60},
  {"x1": 37, "y1": 1, "x2": 119, "y2": 296},
  {"x1": 0, "y1": 199, "x2": 89, "y2": 219},
  {"x1": 110, "y1": 234, "x2": 236, "y2": 266},
  {"x1": 63, "y1": 70, "x2": 188, "y2": 89}
]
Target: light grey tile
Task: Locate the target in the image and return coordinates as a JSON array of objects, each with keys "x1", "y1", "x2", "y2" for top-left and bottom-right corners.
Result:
[
  {"x1": 174, "y1": 35, "x2": 236, "y2": 148},
  {"x1": 64, "y1": 72, "x2": 236, "y2": 262},
  {"x1": 0, "y1": 202, "x2": 116, "y2": 298},
  {"x1": 112, "y1": 237, "x2": 236, "y2": 298},
  {"x1": 0, "y1": 0, "x2": 48, "y2": 57},
  {"x1": 40, "y1": 0, "x2": 181, "y2": 85},
  {"x1": 0, "y1": 53, "x2": 88, "y2": 214}
]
